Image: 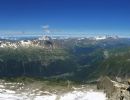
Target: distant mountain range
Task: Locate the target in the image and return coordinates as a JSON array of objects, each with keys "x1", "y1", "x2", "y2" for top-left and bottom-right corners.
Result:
[
  {"x1": 0, "y1": 35, "x2": 130, "y2": 82},
  {"x1": 0, "y1": 35, "x2": 120, "y2": 48}
]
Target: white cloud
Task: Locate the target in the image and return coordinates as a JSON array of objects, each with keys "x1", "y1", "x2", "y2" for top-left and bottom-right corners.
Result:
[
  {"x1": 42, "y1": 25, "x2": 50, "y2": 29},
  {"x1": 42, "y1": 25, "x2": 51, "y2": 34}
]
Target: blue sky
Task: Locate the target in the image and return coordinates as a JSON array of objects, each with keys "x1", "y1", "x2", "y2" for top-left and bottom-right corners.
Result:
[{"x1": 0, "y1": 0, "x2": 130, "y2": 36}]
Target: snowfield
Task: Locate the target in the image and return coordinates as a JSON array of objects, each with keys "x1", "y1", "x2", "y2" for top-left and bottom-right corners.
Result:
[
  {"x1": 0, "y1": 89, "x2": 107, "y2": 100},
  {"x1": 0, "y1": 81, "x2": 107, "y2": 100}
]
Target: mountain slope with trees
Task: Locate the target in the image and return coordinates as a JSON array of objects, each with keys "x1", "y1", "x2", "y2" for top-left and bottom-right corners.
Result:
[{"x1": 0, "y1": 38, "x2": 130, "y2": 82}]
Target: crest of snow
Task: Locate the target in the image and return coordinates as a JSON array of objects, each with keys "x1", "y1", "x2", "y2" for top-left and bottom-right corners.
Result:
[
  {"x1": 95, "y1": 36, "x2": 107, "y2": 40},
  {"x1": 20, "y1": 40, "x2": 32, "y2": 46}
]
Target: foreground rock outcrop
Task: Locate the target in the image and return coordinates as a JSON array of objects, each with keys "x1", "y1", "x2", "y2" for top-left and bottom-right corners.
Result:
[{"x1": 97, "y1": 76, "x2": 130, "y2": 100}]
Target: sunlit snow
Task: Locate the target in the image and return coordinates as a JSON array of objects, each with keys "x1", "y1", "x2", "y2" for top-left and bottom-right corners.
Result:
[
  {"x1": 0, "y1": 90, "x2": 107, "y2": 100},
  {"x1": 0, "y1": 81, "x2": 107, "y2": 100}
]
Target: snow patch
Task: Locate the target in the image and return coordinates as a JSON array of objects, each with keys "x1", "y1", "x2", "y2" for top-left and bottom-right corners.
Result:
[{"x1": 60, "y1": 90, "x2": 107, "y2": 100}]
